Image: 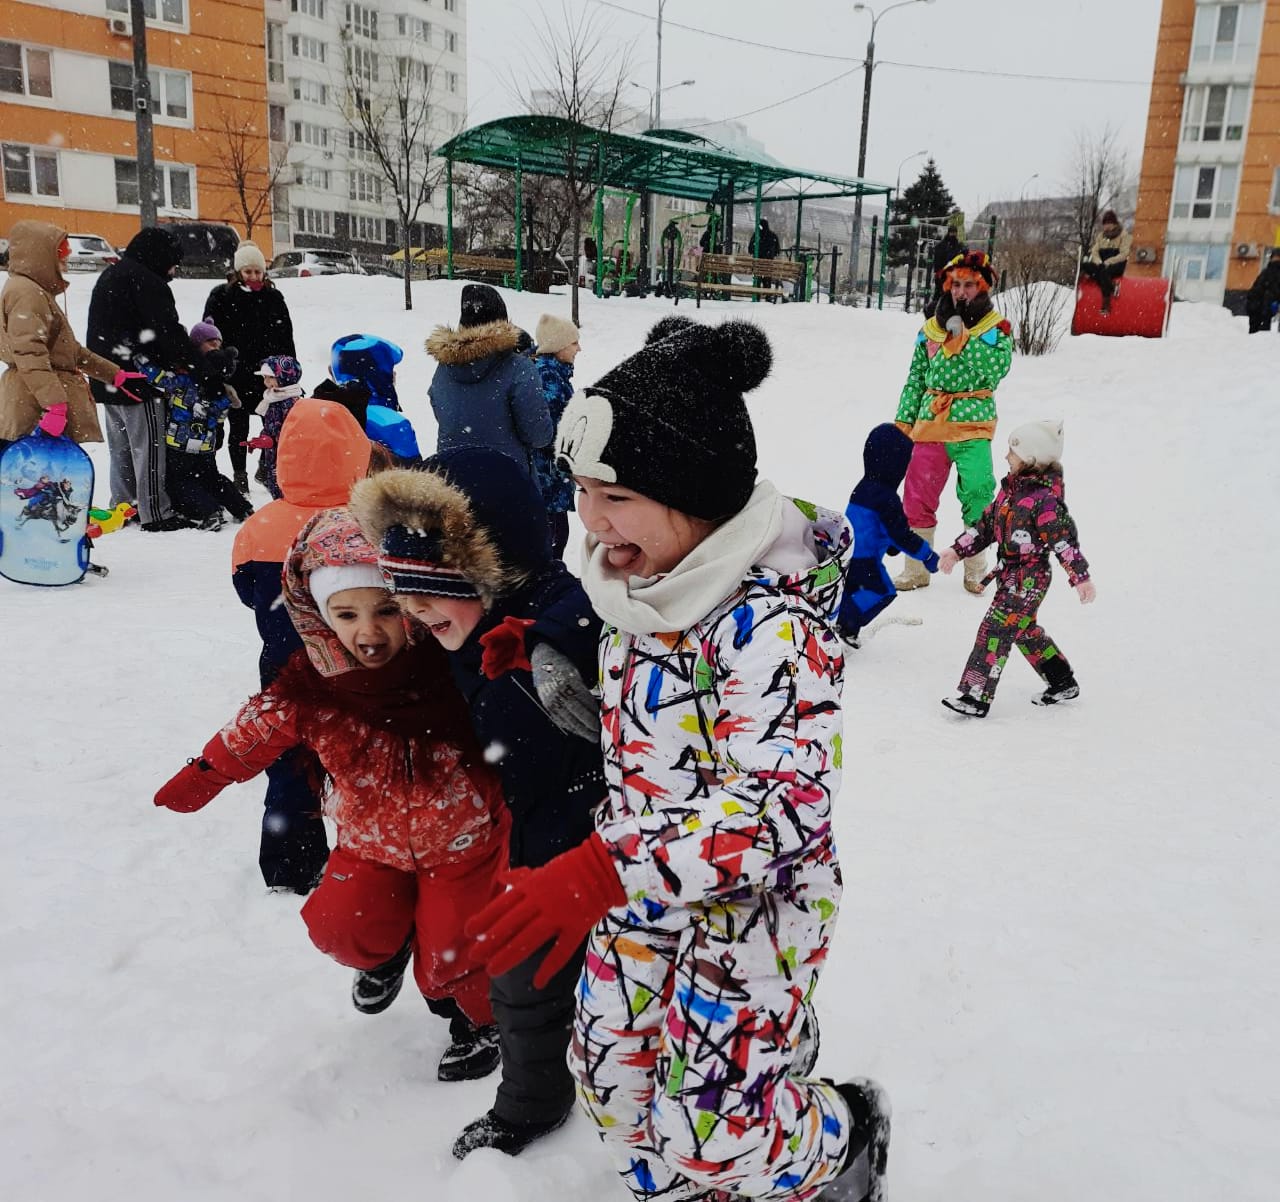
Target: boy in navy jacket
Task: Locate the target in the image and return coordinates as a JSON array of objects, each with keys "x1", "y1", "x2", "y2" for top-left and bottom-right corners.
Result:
[{"x1": 836, "y1": 423, "x2": 939, "y2": 646}]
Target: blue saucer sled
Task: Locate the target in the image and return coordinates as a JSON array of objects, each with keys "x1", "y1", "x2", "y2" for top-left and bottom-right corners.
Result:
[{"x1": 0, "y1": 431, "x2": 97, "y2": 586}]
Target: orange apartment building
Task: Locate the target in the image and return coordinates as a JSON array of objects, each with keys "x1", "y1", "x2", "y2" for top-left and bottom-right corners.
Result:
[
  {"x1": 1132, "y1": 0, "x2": 1280, "y2": 309},
  {"x1": 0, "y1": 0, "x2": 272, "y2": 256}
]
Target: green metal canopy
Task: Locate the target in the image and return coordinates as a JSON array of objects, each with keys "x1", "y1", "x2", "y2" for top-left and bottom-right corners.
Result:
[{"x1": 433, "y1": 114, "x2": 894, "y2": 301}]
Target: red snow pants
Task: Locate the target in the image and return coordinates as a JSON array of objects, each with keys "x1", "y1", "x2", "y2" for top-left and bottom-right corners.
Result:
[{"x1": 300, "y1": 825, "x2": 508, "y2": 1026}]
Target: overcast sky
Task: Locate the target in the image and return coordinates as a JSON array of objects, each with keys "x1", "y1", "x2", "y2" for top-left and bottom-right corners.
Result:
[{"x1": 466, "y1": 0, "x2": 1164, "y2": 216}]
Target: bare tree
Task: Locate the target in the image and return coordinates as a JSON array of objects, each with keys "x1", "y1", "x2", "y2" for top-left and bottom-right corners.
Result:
[
  {"x1": 519, "y1": 3, "x2": 634, "y2": 324},
  {"x1": 1066, "y1": 125, "x2": 1129, "y2": 264},
  {"x1": 997, "y1": 196, "x2": 1074, "y2": 356},
  {"x1": 340, "y1": 25, "x2": 447, "y2": 310},
  {"x1": 200, "y1": 102, "x2": 292, "y2": 243}
]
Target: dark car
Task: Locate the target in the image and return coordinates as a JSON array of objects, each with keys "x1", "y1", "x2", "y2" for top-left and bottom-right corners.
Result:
[{"x1": 160, "y1": 221, "x2": 241, "y2": 278}]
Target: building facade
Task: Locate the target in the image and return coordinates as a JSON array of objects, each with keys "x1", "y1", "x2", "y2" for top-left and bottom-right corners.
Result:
[
  {"x1": 1, "y1": 0, "x2": 271, "y2": 253},
  {"x1": 1131, "y1": 0, "x2": 1280, "y2": 308},
  {"x1": 266, "y1": 0, "x2": 466, "y2": 259}
]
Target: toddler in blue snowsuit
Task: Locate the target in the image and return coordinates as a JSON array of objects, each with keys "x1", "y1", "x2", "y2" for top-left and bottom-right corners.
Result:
[{"x1": 836, "y1": 423, "x2": 939, "y2": 645}]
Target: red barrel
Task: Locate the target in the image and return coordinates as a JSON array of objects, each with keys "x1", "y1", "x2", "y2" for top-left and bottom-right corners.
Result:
[{"x1": 1071, "y1": 275, "x2": 1172, "y2": 338}]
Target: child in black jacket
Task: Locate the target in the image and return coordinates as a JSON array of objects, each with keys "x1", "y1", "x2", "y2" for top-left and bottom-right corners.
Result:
[{"x1": 350, "y1": 447, "x2": 603, "y2": 1161}]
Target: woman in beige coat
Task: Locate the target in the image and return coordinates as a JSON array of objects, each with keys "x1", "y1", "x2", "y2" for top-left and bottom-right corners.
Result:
[{"x1": 0, "y1": 219, "x2": 147, "y2": 452}]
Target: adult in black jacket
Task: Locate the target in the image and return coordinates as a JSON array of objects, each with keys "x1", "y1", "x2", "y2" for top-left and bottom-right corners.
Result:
[
  {"x1": 203, "y1": 241, "x2": 296, "y2": 492},
  {"x1": 1245, "y1": 248, "x2": 1280, "y2": 333},
  {"x1": 924, "y1": 228, "x2": 965, "y2": 318},
  {"x1": 87, "y1": 226, "x2": 190, "y2": 530},
  {"x1": 748, "y1": 217, "x2": 780, "y2": 259}
]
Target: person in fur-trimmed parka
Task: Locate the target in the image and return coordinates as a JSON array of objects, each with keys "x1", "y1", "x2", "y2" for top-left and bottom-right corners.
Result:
[
  {"x1": 350, "y1": 446, "x2": 604, "y2": 1162},
  {"x1": 426, "y1": 284, "x2": 552, "y2": 477}
]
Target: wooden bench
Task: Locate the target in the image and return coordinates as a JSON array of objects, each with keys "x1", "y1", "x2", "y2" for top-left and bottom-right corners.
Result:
[
  {"x1": 690, "y1": 253, "x2": 804, "y2": 307},
  {"x1": 412, "y1": 249, "x2": 517, "y2": 279}
]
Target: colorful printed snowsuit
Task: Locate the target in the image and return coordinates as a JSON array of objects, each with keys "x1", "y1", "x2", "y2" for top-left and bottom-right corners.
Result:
[
  {"x1": 572, "y1": 500, "x2": 858, "y2": 1202},
  {"x1": 952, "y1": 466, "x2": 1090, "y2": 704},
  {"x1": 895, "y1": 303, "x2": 1013, "y2": 528}
]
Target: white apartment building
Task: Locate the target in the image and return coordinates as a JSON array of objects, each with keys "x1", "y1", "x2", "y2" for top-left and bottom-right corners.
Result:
[{"x1": 264, "y1": 0, "x2": 466, "y2": 257}]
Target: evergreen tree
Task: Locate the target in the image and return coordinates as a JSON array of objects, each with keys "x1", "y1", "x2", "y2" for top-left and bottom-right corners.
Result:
[{"x1": 887, "y1": 158, "x2": 958, "y2": 267}]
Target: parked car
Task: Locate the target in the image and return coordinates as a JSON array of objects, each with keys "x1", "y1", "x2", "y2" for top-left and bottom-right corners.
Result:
[
  {"x1": 161, "y1": 221, "x2": 241, "y2": 278},
  {"x1": 63, "y1": 234, "x2": 120, "y2": 272},
  {"x1": 269, "y1": 249, "x2": 366, "y2": 278}
]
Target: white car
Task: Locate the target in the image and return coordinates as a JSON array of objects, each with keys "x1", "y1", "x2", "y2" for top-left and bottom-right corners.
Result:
[
  {"x1": 269, "y1": 249, "x2": 366, "y2": 278},
  {"x1": 64, "y1": 234, "x2": 120, "y2": 272}
]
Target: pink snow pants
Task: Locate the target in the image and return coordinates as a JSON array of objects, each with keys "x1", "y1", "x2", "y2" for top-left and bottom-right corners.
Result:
[{"x1": 902, "y1": 442, "x2": 952, "y2": 529}]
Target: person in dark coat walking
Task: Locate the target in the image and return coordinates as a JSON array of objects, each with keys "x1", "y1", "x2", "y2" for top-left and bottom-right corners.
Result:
[
  {"x1": 748, "y1": 218, "x2": 780, "y2": 260},
  {"x1": 87, "y1": 226, "x2": 191, "y2": 531},
  {"x1": 1245, "y1": 248, "x2": 1280, "y2": 333},
  {"x1": 836, "y1": 423, "x2": 939, "y2": 646},
  {"x1": 924, "y1": 228, "x2": 964, "y2": 318},
  {"x1": 203, "y1": 242, "x2": 296, "y2": 493},
  {"x1": 350, "y1": 447, "x2": 604, "y2": 1162},
  {"x1": 426, "y1": 284, "x2": 552, "y2": 476}
]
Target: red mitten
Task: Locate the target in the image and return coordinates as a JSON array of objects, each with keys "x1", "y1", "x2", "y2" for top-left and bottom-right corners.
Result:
[
  {"x1": 37, "y1": 403, "x2": 67, "y2": 438},
  {"x1": 155, "y1": 737, "x2": 239, "y2": 812},
  {"x1": 240, "y1": 434, "x2": 273, "y2": 451},
  {"x1": 479, "y1": 616, "x2": 535, "y2": 679},
  {"x1": 112, "y1": 369, "x2": 165, "y2": 403},
  {"x1": 465, "y1": 834, "x2": 626, "y2": 988}
]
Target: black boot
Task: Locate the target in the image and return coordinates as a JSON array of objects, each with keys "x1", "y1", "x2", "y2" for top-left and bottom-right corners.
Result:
[
  {"x1": 451, "y1": 1107, "x2": 571, "y2": 1159},
  {"x1": 351, "y1": 939, "x2": 412, "y2": 1015},
  {"x1": 438, "y1": 1016, "x2": 501, "y2": 1082},
  {"x1": 941, "y1": 693, "x2": 989, "y2": 718},
  {"x1": 818, "y1": 1078, "x2": 891, "y2": 1201},
  {"x1": 1032, "y1": 658, "x2": 1079, "y2": 706}
]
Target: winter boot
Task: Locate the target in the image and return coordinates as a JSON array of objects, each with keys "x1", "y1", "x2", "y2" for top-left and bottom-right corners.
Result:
[
  {"x1": 962, "y1": 550, "x2": 987, "y2": 595},
  {"x1": 1032, "y1": 657, "x2": 1079, "y2": 706},
  {"x1": 451, "y1": 1107, "x2": 572, "y2": 1160},
  {"x1": 351, "y1": 939, "x2": 412, "y2": 1015},
  {"x1": 794, "y1": 999, "x2": 821, "y2": 1076},
  {"x1": 233, "y1": 469, "x2": 250, "y2": 496},
  {"x1": 894, "y1": 528, "x2": 934, "y2": 590},
  {"x1": 941, "y1": 693, "x2": 989, "y2": 719},
  {"x1": 197, "y1": 512, "x2": 226, "y2": 532},
  {"x1": 438, "y1": 1017, "x2": 501, "y2": 1082},
  {"x1": 817, "y1": 1078, "x2": 892, "y2": 1201}
]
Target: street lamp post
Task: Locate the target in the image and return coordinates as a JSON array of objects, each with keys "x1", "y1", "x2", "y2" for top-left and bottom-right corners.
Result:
[
  {"x1": 848, "y1": 0, "x2": 935, "y2": 292},
  {"x1": 894, "y1": 147, "x2": 928, "y2": 200}
]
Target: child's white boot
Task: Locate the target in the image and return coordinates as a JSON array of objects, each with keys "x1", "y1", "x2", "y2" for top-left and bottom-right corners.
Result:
[
  {"x1": 893, "y1": 528, "x2": 933, "y2": 590},
  {"x1": 962, "y1": 550, "x2": 987, "y2": 595}
]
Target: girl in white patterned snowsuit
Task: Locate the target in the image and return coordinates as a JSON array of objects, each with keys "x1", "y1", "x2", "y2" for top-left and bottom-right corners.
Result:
[{"x1": 468, "y1": 317, "x2": 890, "y2": 1202}]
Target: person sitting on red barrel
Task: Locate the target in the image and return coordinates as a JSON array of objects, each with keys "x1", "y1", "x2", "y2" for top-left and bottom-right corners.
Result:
[{"x1": 1080, "y1": 210, "x2": 1132, "y2": 314}]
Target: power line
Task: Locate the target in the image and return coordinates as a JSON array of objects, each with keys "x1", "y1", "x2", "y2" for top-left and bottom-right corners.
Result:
[
  {"x1": 879, "y1": 59, "x2": 1148, "y2": 86},
  {"x1": 682, "y1": 64, "x2": 864, "y2": 128}
]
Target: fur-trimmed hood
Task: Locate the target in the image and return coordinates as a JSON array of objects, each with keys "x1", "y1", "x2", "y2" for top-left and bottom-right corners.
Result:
[
  {"x1": 425, "y1": 320, "x2": 521, "y2": 377},
  {"x1": 349, "y1": 448, "x2": 553, "y2": 610}
]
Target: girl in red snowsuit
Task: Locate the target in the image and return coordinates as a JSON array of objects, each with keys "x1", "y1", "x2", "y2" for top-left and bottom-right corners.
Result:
[{"x1": 155, "y1": 508, "x2": 510, "y2": 1080}]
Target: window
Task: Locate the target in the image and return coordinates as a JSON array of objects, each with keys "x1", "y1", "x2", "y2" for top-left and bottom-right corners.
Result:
[
  {"x1": 295, "y1": 207, "x2": 333, "y2": 236},
  {"x1": 291, "y1": 77, "x2": 328, "y2": 105},
  {"x1": 353, "y1": 215, "x2": 383, "y2": 242},
  {"x1": 349, "y1": 169, "x2": 382, "y2": 203},
  {"x1": 346, "y1": 44, "x2": 378, "y2": 84},
  {"x1": 290, "y1": 34, "x2": 327, "y2": 63},
  {"x1": 296, "y1": 165, "x2": 330, "y2": 190},
  {"x1": 291, "y1": 120, "x2": 330, "y2": 148},
  {"x1": 290, "y1": 0, "x2": 325, "y2": 15},
  {"x1": 397, "y1": 15, "x2": 430, "y2": 39},
  {"x1": 1171, "y1": 163, "x2": 1239, "y2": 220},
  {"x1": 1181, "y1": 84, "x2": 1249, "y2": 143},
  {"x1": 1190, "y1": 2, "x2": 1262, "y2": 65},
  {"x1": 447, "y1": 71, "x2": 458, "y2": 93},
  {"x1": 443, "y1": 0, "x2": 456, "y2": 11},
  {"x1": 2, "y1": 143, "x2": 59, "y2": 197},
  {"x1": 1271, "y1": 167, "x2": 1280, "y2": 214},
  {"x1": 345, "y1": 3, "x2": 378, "y2": 40},
  {"x1": 269, "y1": 103, "x2": 287, "y2": 141},
  {"x1": 267, "y1": 22, "x2": 284, "y2": 83},
  {"x1": 348, "y1": 129, "x2": 376, "y2": 161},
  {"x1": 445, "y1": 31, "x2": 457, "y2": 52},
  {"x1": 1166, "y1": 242, "x2": 1227, "y2": 282},
  {"x1": 108, "y1": 63, "x2": 189, "y2": 119},
  {"x1": 397, "y1": 57, "x2": 429, "y2": 87},
  {"x1": 114, "y1": 158, "x2": 193, "y2": 211},
  {"x1": 0, "y1": 42, "x2": 52, "y2": 99},
  {"x1": 107, "y1": 0, "x2": 185, "y2": 24}
]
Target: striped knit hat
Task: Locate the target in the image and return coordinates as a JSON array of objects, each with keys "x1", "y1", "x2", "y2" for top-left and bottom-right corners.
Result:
[{"x1": 378, "y1": 525, "x2": 481, "y2": 599}]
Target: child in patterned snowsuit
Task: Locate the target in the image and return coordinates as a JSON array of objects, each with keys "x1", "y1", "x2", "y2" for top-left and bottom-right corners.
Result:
[
  {"x1": 836, "y1": 422, "x2": 939, "y2": 646},
  {"x1": 467, "y1": 316, "x2": 891, "y2": 1202},
  {"x1": 939, "y1": 420, "x2": 1095, "y2": 718},
  {"x1": 155, "y1": 508, "x2": 512, "y2": 1081},
  {"x1": 244, "y1": 354, "x2": 305, "y2": 499},
  {"x1": 531, "y1": 312, "x2": 581, "y2": 558},
  {"x1": 350, "y1": 447, "x2": 605, "y2": 1162},
  {"x1": 893, "y1": 250, "x2": 1013, "y2": 595}
]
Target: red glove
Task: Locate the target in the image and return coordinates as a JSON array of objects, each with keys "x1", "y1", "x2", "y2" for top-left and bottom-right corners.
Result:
[
  {"x1": 240, "y1": 434, "x2": 274, "y2": 451},
  {"x1": 112, "y1": 369, "x2": 165, "y2": 403},
  {"x1": 37, "y1": 403, "x2": 67, "y2": 438},
  {"x1": 155, "y1": 737, "x2": 239, "y2": 813},
  {"x1": 465, "y1": 833, "x2": 626, "y2": 988}
]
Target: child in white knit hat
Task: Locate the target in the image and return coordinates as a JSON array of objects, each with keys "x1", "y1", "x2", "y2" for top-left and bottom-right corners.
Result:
[{"x1": 938, "y1": 419, "x2": 1096, "y2": 717}]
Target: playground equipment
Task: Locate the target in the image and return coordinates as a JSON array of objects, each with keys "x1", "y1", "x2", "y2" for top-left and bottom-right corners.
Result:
[
  {"x1": 1071, "y1": 274, "x2": 1172, "y2": 338},
  {"x1": 595, "y1": 189, "x2": 641, "y2": 296}
]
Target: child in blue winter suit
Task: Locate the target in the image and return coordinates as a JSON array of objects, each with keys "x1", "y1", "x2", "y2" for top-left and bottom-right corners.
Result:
[
  {"x1": 530, "y1": 313, "x2": 581, "y2": 558},
  {"x1": 836, "y1": 422, "x2": 939, "y2": 646}
]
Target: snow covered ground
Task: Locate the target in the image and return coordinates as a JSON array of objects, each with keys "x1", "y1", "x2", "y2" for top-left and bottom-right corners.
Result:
[{"x1": 3, "y1": 275, "x2": 1277, "y2": 1202}]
